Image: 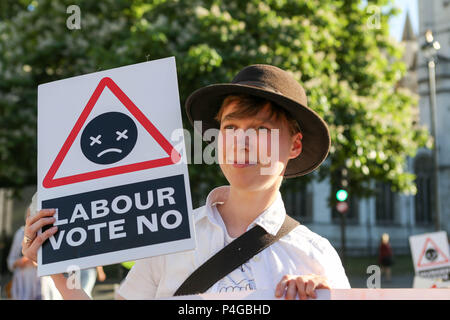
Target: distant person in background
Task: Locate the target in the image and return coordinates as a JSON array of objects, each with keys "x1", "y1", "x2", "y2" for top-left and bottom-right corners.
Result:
[
  {"x1": 81, "y1": 266, "x2": 107, "y2": 298},
  {"x1": 7, "y1": 210, "x2": 41, "y2": 300},
  {"x1": 378, "y1": 233, "x2": 393, "y2": 282}
]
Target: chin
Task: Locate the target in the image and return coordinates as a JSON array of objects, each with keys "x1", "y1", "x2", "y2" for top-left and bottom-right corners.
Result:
[{"x1": 221, "y1": 164, "x2": 283, "y2": 191}]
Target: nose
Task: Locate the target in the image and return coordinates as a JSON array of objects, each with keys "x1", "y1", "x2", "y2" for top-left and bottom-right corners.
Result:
[
  {"x1": 228, "y1": 129, "x2": 260, "y2": 165},
  {"x1": 234, "y1": 131, "x2": 250, "y2": 151}
]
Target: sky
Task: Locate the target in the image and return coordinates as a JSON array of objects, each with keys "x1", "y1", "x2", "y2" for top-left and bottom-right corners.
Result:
[{"x1": 389, "y1": 0, "x2": 419, "y2": 41}]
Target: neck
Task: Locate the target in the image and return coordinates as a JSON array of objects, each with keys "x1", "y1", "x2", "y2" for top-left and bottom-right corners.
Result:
[{"x1": 217, "y1": 180, "x2": 282, "y2": 238}]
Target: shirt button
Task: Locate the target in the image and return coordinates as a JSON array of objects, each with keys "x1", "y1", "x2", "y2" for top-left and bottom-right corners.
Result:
[{"x1": 253, "y1": 255, "x2": 261, "y2": 262}]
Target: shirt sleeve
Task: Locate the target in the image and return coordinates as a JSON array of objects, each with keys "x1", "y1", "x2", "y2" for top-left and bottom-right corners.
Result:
[
  {"x1": 314, "y1": 238, "x2": 351, "y2": 289},
  {"x1": 7, "y1": 227, "x2": 25, "y2": 272},
  {"x1": 117, "y1": 257, "x2": 160, "y2": 299}
]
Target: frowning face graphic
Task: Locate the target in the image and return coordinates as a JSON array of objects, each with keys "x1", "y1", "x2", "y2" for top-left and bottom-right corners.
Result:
[{"x1": 80, "y1": 112, "x2": 138, "y2": 165}]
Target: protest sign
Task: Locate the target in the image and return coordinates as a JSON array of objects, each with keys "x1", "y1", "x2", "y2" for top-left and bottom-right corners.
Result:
[
  {"x1": 37, "y1": 57, "x2": 195, "y2": 276},
  {"x1": 409, "y1": 231, "x2": 450, "y2": 280},
  {"x1": 413, "y1": 276, "x2": 450, "y2": 288}
]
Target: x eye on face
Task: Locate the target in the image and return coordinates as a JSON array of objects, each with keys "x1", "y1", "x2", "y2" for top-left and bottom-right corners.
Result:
[
  {"x1": 90, "y1": 135, "x2": 102, "y2": 146},
  {"x1": 116, "y1": 129, "x2": 128, "y2": 141}
]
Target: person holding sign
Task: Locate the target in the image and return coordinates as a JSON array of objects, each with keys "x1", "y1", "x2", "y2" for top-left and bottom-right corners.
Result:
[{"x1": 23, "y1": 64, "x2": 350, "y2": 299}]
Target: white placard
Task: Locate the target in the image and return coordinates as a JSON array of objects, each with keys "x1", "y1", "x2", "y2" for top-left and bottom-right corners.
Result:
[
  {"x1": 37, "y1": 57, "x2": 195, "y2": 276},
  {"x1": 413, "y1": 276, "x2": 450, "y2": 288},
  {"x1": 409, "y1": 231, "x2": 450, "y2": 279}
]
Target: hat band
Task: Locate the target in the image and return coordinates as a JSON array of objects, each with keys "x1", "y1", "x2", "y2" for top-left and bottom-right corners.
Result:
[{"x1": 234, "y1": 81, "x2": 281, "y2": 94}]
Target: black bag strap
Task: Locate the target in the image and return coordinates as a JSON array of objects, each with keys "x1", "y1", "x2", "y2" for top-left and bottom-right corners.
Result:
[{"x1": 174, "y1": 214, "x2": 299, "y2": 296}]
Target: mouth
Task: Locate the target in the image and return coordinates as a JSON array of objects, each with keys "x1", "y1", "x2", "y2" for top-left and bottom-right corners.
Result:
[
  {"x1": 97, "y1": 148, "x2": 122, "y2": 158},
  {"x1": 232, "y1": 161, "x2": 257, "y2": 168},
  {"x1": 226, "y1": 156, "x2": 258, "y2": 168}
]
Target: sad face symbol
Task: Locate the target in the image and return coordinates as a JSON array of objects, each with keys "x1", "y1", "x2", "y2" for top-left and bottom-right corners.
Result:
[
  {"x1": 80, "y1": 112, "x2": 138, "y2": 165},
  {"x1": 425, "y1": 248, "x2": 438, "y2": 262}
]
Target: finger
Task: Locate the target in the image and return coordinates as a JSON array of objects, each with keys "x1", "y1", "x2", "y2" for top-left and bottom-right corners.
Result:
[
  {"x1": 26, "y1": 209, "x2": 56, "y2": 227},
  {"x1": 27, "y1": 216, "x2": 56, "y2": 237},
  {"x1": 305, "y1": 279, "x2": 317, "y2": 299},
  {"x1": 24, "y1": 226, "x2": 58, "y2": 263},
  {"x1": 296, "y1": 277, "x2": 307, "y2": 300},
  {"x1": 275, "y1": 275, "x2": 289, "y2": 297},
  {"x1": 316, "y1": 278, "x2": 331, "y2": 290},
  {"x1": 285, "y1": 280, "x2": 297, "y2": 300}
]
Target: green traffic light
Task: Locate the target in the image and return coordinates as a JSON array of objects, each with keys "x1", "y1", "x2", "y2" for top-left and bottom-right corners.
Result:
[{"x1": 336, "y1": 189, "x2": 348, "y2": 202}]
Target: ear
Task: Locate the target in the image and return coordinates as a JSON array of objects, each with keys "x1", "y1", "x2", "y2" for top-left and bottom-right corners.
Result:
[{"x1": 289, "y1": 132, "x2": 303, "y2": 159}]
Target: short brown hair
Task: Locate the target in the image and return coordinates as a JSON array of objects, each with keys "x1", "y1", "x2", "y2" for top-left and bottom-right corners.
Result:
[{"x1": 214, "y1": 94, "x2": 302, "y2": 136}]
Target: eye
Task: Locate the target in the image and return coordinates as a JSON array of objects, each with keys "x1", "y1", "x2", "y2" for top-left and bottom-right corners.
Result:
[
  {"x1": 89, "y1": 135, "x2": 102, "y2": 146},
  {"x1": 116, "y1": 129, "x2": 128, "y2": 141},
  {"x1": 222, "y1": 124, "x2": 235, "y2": 130}
]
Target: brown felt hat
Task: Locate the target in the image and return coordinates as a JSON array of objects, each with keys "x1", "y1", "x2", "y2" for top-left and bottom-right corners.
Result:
[{"x1": 185, "y1": 64, "x2": 330, "y2": 178}]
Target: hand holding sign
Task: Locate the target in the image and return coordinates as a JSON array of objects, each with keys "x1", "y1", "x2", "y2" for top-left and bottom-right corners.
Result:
[
  {"x1": 22, "y1": 209, "x2": 58, "y2": 263},
  {"x1": 275, "y1": 274, "x2": 331, "y2": 300}
]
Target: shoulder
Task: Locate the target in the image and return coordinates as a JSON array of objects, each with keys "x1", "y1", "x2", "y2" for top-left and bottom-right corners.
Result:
[
  {"x1": 283, "y1": 223, "x2": 351, "y2": 288},
  {"x1": 12, "y1": 226, "x2": 25, "y2": 241},
  {"x1": 283, "y1": 223, "x2": 335, "y2": 255},
  {"x1": 192, "y1": 204, "x2": 212, "y2": 227},
  {"x1": 16, "y1": 226, "x2": 25, "y2": 235},
  {"x1": 192, "y1": 205, "x2": 206, "y2": 219}
]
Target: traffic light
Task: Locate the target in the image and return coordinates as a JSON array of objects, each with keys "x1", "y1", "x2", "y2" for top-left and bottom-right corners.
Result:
[
  {"x1": 335, "y1": 168, "x2": 349, "y2": 202},
  {"x1": 336, "y1": 189, "x2": 348, "y2": 202}
]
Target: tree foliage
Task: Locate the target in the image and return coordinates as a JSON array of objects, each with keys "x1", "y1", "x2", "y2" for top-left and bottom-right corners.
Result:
[{"x1": 0, "y1": 0, "x2": 430, "y2": 206}]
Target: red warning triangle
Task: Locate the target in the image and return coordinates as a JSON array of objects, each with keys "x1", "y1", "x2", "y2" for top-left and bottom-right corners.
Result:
[
  {"x1": 417, "y1": 237, "x2": 449, "y2": 268},
  {"x1": 43, "y1": 77, "x2": 181, "y2": 188}
]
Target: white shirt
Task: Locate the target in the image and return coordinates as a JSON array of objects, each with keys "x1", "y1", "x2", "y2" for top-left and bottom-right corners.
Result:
[
  {"x1": 118, "y1": 186, "x2": 351, "y2": 299},
  {"x1": 212, "y1": 206, "x2": 257, "y2": 293}
]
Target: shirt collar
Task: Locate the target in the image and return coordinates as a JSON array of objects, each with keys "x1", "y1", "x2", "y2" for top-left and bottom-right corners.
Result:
[{"x1": 196, "y1": 185, "x2": 286, "y2": 236}]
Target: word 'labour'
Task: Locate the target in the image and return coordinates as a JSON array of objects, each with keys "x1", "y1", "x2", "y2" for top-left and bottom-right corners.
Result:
[{"x1": 53, "y1": 187, "x2": 176, "y2": 226}]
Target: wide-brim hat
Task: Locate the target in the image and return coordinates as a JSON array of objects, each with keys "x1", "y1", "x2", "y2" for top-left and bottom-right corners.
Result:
[{"x1": 185, "y1": 64, "x2": 330, "y2": 178}]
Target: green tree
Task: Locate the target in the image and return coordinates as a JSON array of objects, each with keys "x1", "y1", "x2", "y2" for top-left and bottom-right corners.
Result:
[
  {"x1": 0, "y1": 0, "x2": 134, "y2": 191},
  {"x1": 0, "y1": 0, "x2": 429, "y2": 207}
]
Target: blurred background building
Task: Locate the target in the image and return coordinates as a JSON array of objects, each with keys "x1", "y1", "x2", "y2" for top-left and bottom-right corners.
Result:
[
  {"x1": 284, "y1": 0, "x2": 450, "y2": 256},
  {"x1": 415, "y1": 0, "x2": 450, "y2": 236}
]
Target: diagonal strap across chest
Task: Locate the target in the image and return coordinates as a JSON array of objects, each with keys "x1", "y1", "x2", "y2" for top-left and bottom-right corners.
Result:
[{"x1": 174, "y1": 214, "x2": 299, "y2": 296}]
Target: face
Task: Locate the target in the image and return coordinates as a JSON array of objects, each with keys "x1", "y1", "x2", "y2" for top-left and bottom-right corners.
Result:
[
  {"x1": 218, "y1": 100, "x2": 302, "y2": 192},
  {"x1": 80, "y1": 112, "x2": 138, "y2": 165}
]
